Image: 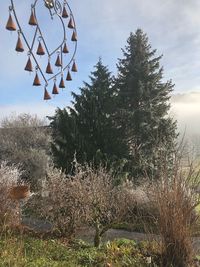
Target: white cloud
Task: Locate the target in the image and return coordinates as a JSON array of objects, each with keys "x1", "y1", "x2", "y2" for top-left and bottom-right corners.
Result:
[{"x1": 0, "y1": 102, "x2": 57, "y2": 123}]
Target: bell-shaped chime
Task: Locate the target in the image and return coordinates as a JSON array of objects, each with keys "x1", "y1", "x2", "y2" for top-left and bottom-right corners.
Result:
[
  {"x1": 16, "y1": 33, "x2": 24, "y2": 52},
  {"x1": 6, "y1": 0, "x2": 78, "y2": 101},
  {"x1": 68, "y1": 17, "x2": 75, "y2": 29},
  {"x1": 37, "y1": 41, "x2": 45, "y2": 55},
  {"x1": 59, "y1": 75, "x2": 65, "y2": 88},
  {"x1": 55, "y1": 53, "x2": 62, "y2": 67},
  {"x1": 71, "y1": 31, "x2": 77, "y2": 42},
  {"x1": 24, "y1": 57, "x2": 33, "y2": 72},
  {"x1": 46, "y1": 60, "x2": 53, "y2": 74},
  {"x1": 62, "y1": 5, "x2": 69, "y2": 18},
  {"x1": 44, "y1": 88, "x2": 51, "y2": 100},
  {"x1": 33, "y1": 72, "x2": 41, "y2": 86},
  {"x1": 63, "y1": 42, "x2": 69, "y2": 54},
  {"x1": 6, "y1": 14, "x2": 16, "y2": 31},
  {"x1": 52, "y1": 81, "x2": 59, "y2": 94},
  {"x1": 66, "y1": 70, "x2": 72, "y2": 81},
  {"x1": 71, "y1": 61, "x2": 78, "y2": 72},
  {"x1": 29, "y1": 10, "x2": 37, "y2": 26}
]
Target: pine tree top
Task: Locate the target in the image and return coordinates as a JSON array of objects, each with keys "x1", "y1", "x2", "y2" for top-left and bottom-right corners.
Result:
[{"x1": 116, "y1": 28, "x2": 174, "y2": 116}]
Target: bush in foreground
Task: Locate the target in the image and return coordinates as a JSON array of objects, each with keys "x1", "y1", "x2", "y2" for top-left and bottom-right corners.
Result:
[
  {"x1": 0, "y1": 162, "x2": 24, "y2": 229},
  {"x1": 28, "y1": 166, "x2": 87, "y2": 239},
  {"x1": 27, "y1": 163, "x2": 135, "y2": 246},
  {"x1": 0, "y1": 113, "x2": 51, "y2": 190}
]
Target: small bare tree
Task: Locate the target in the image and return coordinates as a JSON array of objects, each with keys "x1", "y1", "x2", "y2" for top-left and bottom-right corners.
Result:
[{"x1": 69, "y1": 163, "x2": 132, "y2": 248}]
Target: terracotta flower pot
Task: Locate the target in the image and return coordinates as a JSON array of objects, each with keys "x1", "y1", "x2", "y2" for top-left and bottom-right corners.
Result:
[{"x1": 9, "y1": 185, "x2": 30, "y2": 200}]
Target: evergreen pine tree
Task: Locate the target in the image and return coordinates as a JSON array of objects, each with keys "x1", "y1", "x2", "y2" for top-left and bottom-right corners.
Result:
[
  {"x1": 115, "y1": 29, "x2": 177, "y2": 179},
  {"x1": 49, "y1": 108, "x2": 84, "y2": 173},
  {"x1": 49, "y1": 59, "x2": 128, "y2": 172},
  {"x1": 71, "y1": 59, "x2": 128, "y2": 165}
]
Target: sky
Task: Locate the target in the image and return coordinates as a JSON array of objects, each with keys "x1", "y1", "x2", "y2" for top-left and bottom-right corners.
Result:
[{"x1": 1, "y1": 0, "x2": 200, "y2": 134}]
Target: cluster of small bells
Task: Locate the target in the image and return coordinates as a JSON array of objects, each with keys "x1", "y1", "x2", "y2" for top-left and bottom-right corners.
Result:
[{"x1": 5, "y1": 3, "x2": 77, "y2": 100}]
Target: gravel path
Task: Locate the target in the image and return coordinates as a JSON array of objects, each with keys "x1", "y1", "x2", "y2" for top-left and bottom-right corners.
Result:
[
  {"x1": 22, "y1": 217, "x2": 52, "y2": 232},
  {"x1": 22, "y1": 217, "x2": 200, "y2": 252},
  {"x1": 22, "y1": 217, "x2": 157, "y2": 242},
  {"x1": 76, "y1": 227, "x2": 158, "y2": 244}
]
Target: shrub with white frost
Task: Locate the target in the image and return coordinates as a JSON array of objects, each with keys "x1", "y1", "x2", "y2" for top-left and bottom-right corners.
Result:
[{"x1": 0, "y1": 161, "x2": 23, "y2": 228}]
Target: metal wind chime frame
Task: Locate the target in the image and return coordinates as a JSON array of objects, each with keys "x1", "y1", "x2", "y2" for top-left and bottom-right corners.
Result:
[{"x1": 6, "y1": 0, "x2": 78, "y2": 100}]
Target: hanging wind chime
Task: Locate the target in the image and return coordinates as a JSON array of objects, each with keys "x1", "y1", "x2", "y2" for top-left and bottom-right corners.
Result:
[{"x1": 6, "y1": 0, "x2": 78, "y2": 100}]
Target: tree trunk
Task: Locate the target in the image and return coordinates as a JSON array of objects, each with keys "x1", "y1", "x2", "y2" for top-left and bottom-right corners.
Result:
[{"x1": 94, "y1": 222, "x2": 101, "y2": 248}]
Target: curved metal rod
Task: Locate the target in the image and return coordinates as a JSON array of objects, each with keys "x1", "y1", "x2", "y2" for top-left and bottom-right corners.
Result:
[
  {"x1": 32, "y1": 0, "x2": 69, "y2": 58},
  {"x1": 48, "y1": 18, "x2": 66, "y2": 57},
  {"x1": 30, "y1": 26, "x2": 39, "y2": 52},
  {"x1": 32, "y1": 0, "x2": 39, "y2": 9},
  {"x1": 47, "y1": 1, "x2": 78, "y2": 82},
  {"x1": 33, "y1": 0, "x2": 78, "y2": 82}
]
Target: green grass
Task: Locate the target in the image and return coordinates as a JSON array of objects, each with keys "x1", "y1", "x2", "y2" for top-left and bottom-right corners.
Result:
[
  {"x1": 112, "y1": 220, "x2": 157, "y2": 234},
  {"x1": 0, "y1": 234, "x2": 160, "y2": 267}
]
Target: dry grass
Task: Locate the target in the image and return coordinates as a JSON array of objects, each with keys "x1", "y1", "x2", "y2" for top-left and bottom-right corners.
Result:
[{"x1": 151, "y1": 159, "x2": 200, "y2": 267}]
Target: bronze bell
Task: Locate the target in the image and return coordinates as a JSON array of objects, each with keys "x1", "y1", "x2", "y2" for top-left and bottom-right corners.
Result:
[
  {"x1": 68, "y1": 17, "x2": 74, "y2": 29},
  {"x1": 62, "y1": 6, "x2": 69, "y2": 18},
  {"x1": 71, "y1": 31, "x2": 77, "y2": 42},
  {"x1": 63, "y1": 42, "x2": 69, "y2": 54},
  {"x1": 16, "y1": 36, "x2": 24, "y2": 52},
  {"x1": 37, "y1": 41, "x2": 45, "y2": 55},
  {"x1": 29, "y1": 10, "x2": 37, "y2": 26},
  {"x1": 44, "y1": 88, "x2": 51, "y2": 100},
  {"x1": 46, "y1": 61, "x2": 53, "y2": 74},
  {"x1": 6, "y1": 14, "x2": 17, "y2": 31},
  {"x1": 52, "y1": 82, "x2": 59, "y2": 94},
  {"x1": 59, "y1": 76, "x2": 65, "y2": 88},
  {"x1": 55, "y1": 54, "x2": 62, "y2": 67},
  {"x1": 24, "y1": 57, "x2": 33, "y2": 72},
  {"x1": 66, "y1": 70, "x2": 72, "y2": 81},
  {"x1": 33, "y1": 73, "x2": 41, "y2": 86},
  {"x1": 71, "y1": 61, "x2": 78, "y2": 72}
]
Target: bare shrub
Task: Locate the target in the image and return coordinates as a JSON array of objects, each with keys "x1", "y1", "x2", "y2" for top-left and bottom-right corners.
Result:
[
  {"x1": 151, "y1": 159, "x2": 200, "y2": 267},
  {"x1": 29, "y1": 162, "x2": 134, "y2": 244},
  {"x1": 0, "y1": 162, "x2": 23, "y2": 229},
  {"x1": 30, "y1": 166, "x2": 88, "y2": 239},
  {"x1": 0, "y1": 113, "x2": 51, "y2": 190}
]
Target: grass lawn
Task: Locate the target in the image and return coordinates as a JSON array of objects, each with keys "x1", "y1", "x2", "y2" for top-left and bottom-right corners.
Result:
[{"x1": 0, "y1": 233, "x2": 160, "y2": 267}]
